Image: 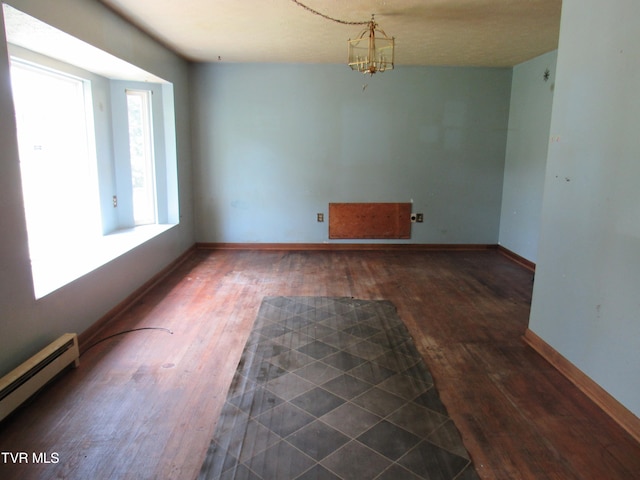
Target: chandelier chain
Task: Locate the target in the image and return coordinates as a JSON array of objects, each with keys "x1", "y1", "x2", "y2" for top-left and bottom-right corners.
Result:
[{"x1": 290, "y1": 0, "x2": 370, "y2": 26}]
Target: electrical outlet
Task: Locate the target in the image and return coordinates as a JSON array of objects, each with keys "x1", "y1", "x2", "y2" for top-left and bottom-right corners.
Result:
[
  {"x1": 416, "y1": 213, "x2": 424, "y2": 223},
  {"x1": 112, "y1": 195, "x2": 118, "y2": 208},
  {"x1": 317, "y1": 213, "x2": 324, "y2": 222}
]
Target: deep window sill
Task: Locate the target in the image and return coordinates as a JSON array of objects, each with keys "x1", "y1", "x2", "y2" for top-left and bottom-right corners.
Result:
[{"x1": 31, "y1": 224, "x2": 176, "y2": 299}]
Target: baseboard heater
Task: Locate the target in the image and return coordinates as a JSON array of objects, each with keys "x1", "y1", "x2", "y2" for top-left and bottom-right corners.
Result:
[{"x1": 0, "y1": 333, "x2": 79, "y2": 422}]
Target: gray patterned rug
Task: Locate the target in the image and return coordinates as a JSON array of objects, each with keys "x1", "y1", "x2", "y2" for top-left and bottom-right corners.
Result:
[{"x1": 199, "y1": 296, "x2": 478, "y2": 480}]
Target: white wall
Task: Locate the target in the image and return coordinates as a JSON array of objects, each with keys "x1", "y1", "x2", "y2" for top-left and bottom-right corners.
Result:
[
  {"x1": 499, "y1": 50, "x2": 557, "y2": 262},
  {"x1": 192, "y1": 64, "x2": 512, "y2": 244},
  {"x1": 0, "y1": 0, "x2": 194, "y2": 375},
  {"x1": 529, "y1": 0, "x2": 640, "y2": 417}
]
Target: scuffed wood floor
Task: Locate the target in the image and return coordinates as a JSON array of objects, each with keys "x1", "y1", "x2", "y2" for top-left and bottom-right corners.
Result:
[{"x1": 0, "y1": 249, "x2": 638, "y2": 479}]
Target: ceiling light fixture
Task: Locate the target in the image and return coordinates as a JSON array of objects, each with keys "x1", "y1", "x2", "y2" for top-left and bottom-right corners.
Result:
[{"x1": 291, "y1": 0, "x2": 394, "y2": 75}]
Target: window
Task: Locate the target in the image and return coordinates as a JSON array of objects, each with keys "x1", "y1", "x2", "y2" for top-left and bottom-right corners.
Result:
[
  {"x1": 10, "y1": 61, "x2": 100, "y2": 262},
  {"x1": 126, "y1": 90, "x2": 157, "y2": 225},
  {"x1": 4, "y1": 4, "x2": 179, "y2": 299}
]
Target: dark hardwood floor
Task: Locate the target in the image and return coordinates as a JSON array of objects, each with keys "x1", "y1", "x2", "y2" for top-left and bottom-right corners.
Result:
[{"x1": 1, "y1": 249, "x2": 639, "y2": 479}]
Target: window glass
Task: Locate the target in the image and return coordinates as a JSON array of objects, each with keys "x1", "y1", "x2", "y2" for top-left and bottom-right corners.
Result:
[
  {"x1": 126, "y1": 89, "x2": 156, "y2": 225},
  {"x1": 10, "y1": 61, "x2": 100, "y2": 261}
]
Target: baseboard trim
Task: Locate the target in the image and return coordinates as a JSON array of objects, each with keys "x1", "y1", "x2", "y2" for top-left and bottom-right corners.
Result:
[
  {"x1": 523, "y1": 328, "x2": 640, "y2": 444},
  {"x1": 497, "y1": 245, "x2": 536, "y2": 272},
  {"x1": 196, "y1": 242, "x2": 499, "y2": 252},
  {"x1": 78, "y1": 245, "x2": 197, "y2": 352}
]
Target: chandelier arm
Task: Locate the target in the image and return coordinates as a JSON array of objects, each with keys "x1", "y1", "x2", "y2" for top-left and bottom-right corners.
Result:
[
  {"x1": 291, "y1": 1, "x2": 394, "y2": 76},
  {"x1": 290, "y1": 0, "x2": 369, "y2": 26}
]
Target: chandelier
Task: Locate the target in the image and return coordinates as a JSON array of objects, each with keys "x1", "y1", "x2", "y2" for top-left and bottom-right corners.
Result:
[
  {"x1": 348, "y1": 16, "x2": 394, "y2": 75},
  {"x1": 292, "y1": 1, "x2": 395, "y2": 76}
]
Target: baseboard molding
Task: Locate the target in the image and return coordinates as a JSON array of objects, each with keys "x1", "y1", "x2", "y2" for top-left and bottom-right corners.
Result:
[
  {"x1": 78, "y1": 245, "x2": 197, "y2": 352},
  {"x1": 523, "y1": 328, "x2": 640, "y2": 444},
  {"x1": 497, "y1": 245, "x2": 536, "y2": 272},
  {"x1": 196, "y1": 242, "x2": 499, "y2": 252}
]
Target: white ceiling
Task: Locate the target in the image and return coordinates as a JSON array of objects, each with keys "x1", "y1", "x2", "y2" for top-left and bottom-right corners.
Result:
[{"x1": 99, "y1": 0, "x2": 562, "y2": 67}]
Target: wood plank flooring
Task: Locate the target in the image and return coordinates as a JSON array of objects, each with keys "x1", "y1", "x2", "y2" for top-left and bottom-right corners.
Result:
[{"x1": 1, "y1": 249, "x2": 639, "y2": 479}]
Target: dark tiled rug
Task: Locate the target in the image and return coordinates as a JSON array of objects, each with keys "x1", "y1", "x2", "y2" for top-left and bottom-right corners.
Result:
[{"x1": 199, "y1": 296, "x2": 478, "y2": 480}]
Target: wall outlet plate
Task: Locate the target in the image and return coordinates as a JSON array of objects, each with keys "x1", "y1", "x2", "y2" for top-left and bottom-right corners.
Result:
[
  {"x1": 416, "y1": 213, "x2": 424, "y2": 223},
  {"x1": 317, "y1": 213, "x2": 324, "y2": 222}
]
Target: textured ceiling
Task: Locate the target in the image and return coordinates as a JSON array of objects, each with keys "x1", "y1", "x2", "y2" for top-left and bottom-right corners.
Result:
[{"x1": 99, "y1": 0, "x2": 562, "y2": 67}]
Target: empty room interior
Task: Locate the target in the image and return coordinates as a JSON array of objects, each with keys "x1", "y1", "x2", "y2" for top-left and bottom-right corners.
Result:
[{"x1": 1, "y1": 0, "x2": 639, "y2": 479}]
